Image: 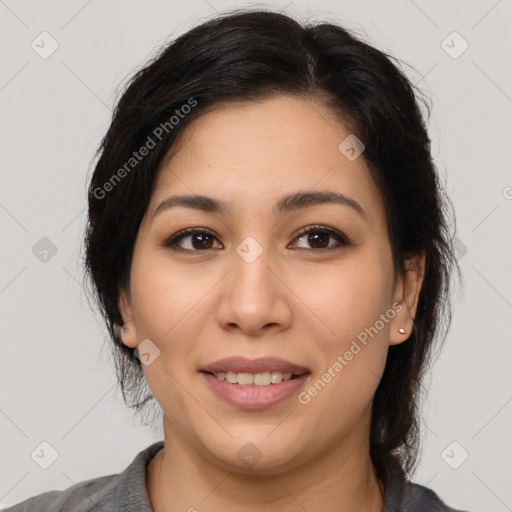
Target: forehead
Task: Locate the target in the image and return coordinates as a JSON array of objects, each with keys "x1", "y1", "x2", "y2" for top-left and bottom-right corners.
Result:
[{"x1": 149, "y1": 95, "x2": 384, "y2": 224}]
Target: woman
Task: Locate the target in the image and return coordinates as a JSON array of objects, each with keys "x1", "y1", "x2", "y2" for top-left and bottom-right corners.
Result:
[{"x1": 5, "y1": 8, "x2": 468, "y2": 512}]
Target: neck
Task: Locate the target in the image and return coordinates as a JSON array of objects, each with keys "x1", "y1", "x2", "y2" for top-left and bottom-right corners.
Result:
[{"x1": 147, "y1": 417, "x2": 384, "y2": 512}]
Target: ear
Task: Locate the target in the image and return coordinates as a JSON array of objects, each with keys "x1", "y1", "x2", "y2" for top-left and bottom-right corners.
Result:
[
  {"x1": 117, "y1": 287, "x2": 139, "y2": 349},
  {"x1": 388, "y1": 251, "x2": 426, "y2": 346}
]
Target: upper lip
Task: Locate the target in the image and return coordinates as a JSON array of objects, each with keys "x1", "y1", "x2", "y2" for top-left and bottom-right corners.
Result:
[{"x1": 200, "y1": 356, "x2": 310, "y2": 375}]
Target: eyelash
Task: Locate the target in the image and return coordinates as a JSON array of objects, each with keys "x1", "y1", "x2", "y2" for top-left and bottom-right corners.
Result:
[{"x1": 162, "y1": 225, "x2": 349, "y2": 253}]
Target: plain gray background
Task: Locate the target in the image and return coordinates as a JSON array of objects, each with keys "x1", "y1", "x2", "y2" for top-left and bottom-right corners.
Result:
[{"x1": 1, "y1": 1, "x2": 511, "y2": 511}]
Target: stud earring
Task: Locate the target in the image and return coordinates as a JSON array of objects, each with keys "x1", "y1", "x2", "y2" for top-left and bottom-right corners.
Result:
[
  {"x1": 116, "y1": 324, "x2": 128, "y2": 335},
  {"x1": 398, "y1": 327, "x2": 406, "y2": 334}
]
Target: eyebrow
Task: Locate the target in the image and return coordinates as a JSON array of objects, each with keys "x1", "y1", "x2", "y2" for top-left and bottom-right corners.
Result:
[{"x1": 152, "y1": 190, "x2": 366, "y2": 220}]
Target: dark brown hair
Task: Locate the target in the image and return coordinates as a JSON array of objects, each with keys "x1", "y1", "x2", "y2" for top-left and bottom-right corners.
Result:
[{"x1": 82, "y1": 7, "x2": 460, "y2": 488}]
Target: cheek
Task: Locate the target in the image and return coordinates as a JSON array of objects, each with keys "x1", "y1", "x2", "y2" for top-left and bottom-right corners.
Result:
[
  {"x1": 129, "y1": 253, "x2": 207, "y2": 408},
  {"x1": 128, "y1": 249, "x2": 222, "y2": 402},
  {"x1": 130, "y1": 249, "x2": 206, "y2": 339},
  {"x1": 297, "y1": 272, "x2": 392, "y2": 438},
  {"x1": 304, "y1": 251, "x2": 393, "y2": 394},
  {"x1": 310, "y1": 252, "x2": 393, "y2": 342}
]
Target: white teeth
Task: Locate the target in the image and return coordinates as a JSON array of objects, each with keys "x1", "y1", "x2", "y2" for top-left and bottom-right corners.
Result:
[{"x1": 213, "y1": 371, "x2": 294, "y2": 385}]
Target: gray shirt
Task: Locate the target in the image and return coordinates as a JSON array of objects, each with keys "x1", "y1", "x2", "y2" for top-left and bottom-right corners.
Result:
[{"x1": 3, "y1": 441, "x2": 469, "y2": 511}]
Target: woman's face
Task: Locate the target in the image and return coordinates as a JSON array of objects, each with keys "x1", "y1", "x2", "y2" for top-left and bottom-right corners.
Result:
[{"x1": 119, "y1": 94, "x2": 423, "y2": 473}]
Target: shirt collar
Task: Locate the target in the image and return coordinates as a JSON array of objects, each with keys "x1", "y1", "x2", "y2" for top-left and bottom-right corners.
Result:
[
  {"x1": 114, "y1": 441, "x2": 410, "y2": 511},
  {"x1": 114, "y1": 440, "x2": 164, "y2": 511}
]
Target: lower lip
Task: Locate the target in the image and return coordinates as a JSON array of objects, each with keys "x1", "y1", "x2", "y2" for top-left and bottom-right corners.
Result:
[{"x1": 200, "y1": 372, "x2": 310, "y2": 410}]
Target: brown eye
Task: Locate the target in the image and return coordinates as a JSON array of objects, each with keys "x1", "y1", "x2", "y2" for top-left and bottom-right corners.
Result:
[
  {"x1": 164, "y1": 228, "x2": 222, "y2": 252},
  {"x1": 185, "y1": 232, "x2": 216, "y2": 250},
  {"x1": 299, "y1": 231, "x2": 330, "y2": 249},
  {"x1": 163, "y1": 225, "x2": 349, "y2": 254},
  {"x1": 291, "y1": 225, "x2": 349, "y2": 251}
]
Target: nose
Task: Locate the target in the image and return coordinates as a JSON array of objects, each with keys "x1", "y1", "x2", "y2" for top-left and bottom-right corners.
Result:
[{"x1": 215, "y1": 244, "x2": 293, "y2": 337}]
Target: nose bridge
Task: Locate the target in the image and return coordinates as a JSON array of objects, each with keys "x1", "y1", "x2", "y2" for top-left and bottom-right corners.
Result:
[
  {"x1": 232, "y1": 233, "x2": 275, "y2": 301},
  {"x1": 216, "y1": 231, "x2": 292, "y2": 333}
]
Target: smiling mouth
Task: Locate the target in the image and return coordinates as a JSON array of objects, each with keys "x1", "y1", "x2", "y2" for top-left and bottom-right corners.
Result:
[{"x1": 202, "y1": 370, "x2": 304, "y2": 386}]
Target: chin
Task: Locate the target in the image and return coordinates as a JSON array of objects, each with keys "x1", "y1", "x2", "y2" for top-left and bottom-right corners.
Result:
[{"x1": 201, "y1": 432, "x2": 309, "y2": 475}]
